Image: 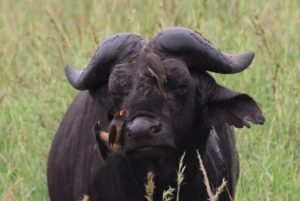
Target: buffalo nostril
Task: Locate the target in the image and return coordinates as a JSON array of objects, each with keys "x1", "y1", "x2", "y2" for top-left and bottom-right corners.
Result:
[{"x1": 150, "y1": 124, "x2": 162, "y2": 134}]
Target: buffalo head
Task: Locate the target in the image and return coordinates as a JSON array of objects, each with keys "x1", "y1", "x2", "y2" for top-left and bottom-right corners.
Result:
[{"x1": 65, "y1": 27, "x2": 263, "y2": 161}]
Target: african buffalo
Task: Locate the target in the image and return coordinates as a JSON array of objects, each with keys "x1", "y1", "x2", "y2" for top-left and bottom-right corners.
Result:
[{"x1": 47, "y1": 27, "x2": 264, "y2": 201}]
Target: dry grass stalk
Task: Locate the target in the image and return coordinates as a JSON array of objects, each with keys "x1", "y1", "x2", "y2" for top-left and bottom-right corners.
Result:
[
  {"x1": 225, "y1": 185, "x2": 234, "y2": 201},
  {"x1": 89, "y1": 21, "x2": 99, "y2": 45},
  {"x1": 214, "y1": 178, "x2": 227, "y2": 200},
  {"x1": 45, "y1": 6, "x2": 72, "y2": 49},
  {"x1": 176, "y1": 152, "x2": 186, "y2": 201},
  {"x1": 250, "y1": 15, "x2": 282, "y2": 100},
  {"x1": 3, "y1": 177, "x2": 23, "y2": 201},
  {"x1": 80, "y1": 194, "x2": 89, "y2": 201},
  {"x1": 145, "y1": 171, "x2": 155, "y2": 201},
  {"x1": 197, "y1": 151, "x2": 227, "y2": 201},
  {"x1": 162, "y1": 186, "x2": 175, "y2": 201}
]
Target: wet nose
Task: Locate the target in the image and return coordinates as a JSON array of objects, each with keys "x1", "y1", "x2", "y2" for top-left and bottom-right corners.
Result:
[{"x1": 126, "y1": 116, "x2": 162, "y2": 140}]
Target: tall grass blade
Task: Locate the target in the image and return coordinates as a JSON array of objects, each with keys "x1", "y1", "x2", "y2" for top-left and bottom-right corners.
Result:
[
  {"x1": 162, "y1": 186, "x2": 175, "y2": 201},
  {"x1": 145, "y1": 171, "x2": 155, "y2": 201},
  {"x1": 176, "y1": 152, "x2": 186, "y2": 201}
]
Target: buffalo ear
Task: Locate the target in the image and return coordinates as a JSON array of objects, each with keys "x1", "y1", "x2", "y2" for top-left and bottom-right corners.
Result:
[{"x1": 204, "y1": 85, "x2": 265, "y2": 128}]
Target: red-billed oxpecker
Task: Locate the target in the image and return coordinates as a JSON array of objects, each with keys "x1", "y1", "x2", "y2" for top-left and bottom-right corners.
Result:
[{"x1": 94, "y1": 109, "x2": 127, "y2": 154}]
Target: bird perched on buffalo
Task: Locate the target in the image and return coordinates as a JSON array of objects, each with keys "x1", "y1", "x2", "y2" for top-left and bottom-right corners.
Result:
[
  {"x1": 93, "y1": 109, "x2": 127, "y2": 156},
  {"x1": 108, "y1": 109, "x2": 126, "y2": 151},
  {"x1": 143, "y1": 45, "x2": 167, "y2": 97},
  {"x1": 94, "y1": 121, "x2": 110, "y2": 159}
]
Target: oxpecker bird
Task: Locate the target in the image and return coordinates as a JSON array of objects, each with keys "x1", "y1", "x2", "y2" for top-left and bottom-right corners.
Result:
[
  {"x1": 108, "y1": 109, "x2": 126, "y2": 152},
  {"x1": 93, "y1": 109, "x2": 127, "y2": 155},
  {"x1": 93, "y1": 121, "x2": 109, "y2": 158},
  {"x1": 143, "y1": 45, "x2": 167, "y2": 97}
]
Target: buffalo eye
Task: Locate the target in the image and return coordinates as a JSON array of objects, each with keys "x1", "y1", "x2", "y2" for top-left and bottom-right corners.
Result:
[
  {"x1": 163, "y1": 58, "x2": 190, "y2": 95},
  {"x1": 108, "y1": 67, "x2": 132, "y2": 96},
  {"x1": 167, "y1": 85, "x2": 188, "y2": 97}
]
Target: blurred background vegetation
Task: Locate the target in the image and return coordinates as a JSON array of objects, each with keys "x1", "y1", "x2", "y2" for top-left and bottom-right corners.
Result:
[{"x1": 0, "y1": 0, "x2": 299, "y2": 200}]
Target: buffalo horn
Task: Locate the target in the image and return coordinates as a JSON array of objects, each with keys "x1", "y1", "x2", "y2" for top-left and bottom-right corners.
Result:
[
  {"x1": 150, "y1": 27, "x2": 254, "y2": 74},
  {"x1": 65, "y1": 33, "x2": 142, "y2": 90}
]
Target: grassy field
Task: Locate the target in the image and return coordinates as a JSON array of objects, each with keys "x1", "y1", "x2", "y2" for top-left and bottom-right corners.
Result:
[{"x1": 0, "y1": 0, "x2": 299, "y2": 200}]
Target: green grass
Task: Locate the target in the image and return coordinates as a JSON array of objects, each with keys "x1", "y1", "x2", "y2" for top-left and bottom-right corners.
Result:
[{"x1": 1, "y1": 0, "x2": 299, "y2": 200}]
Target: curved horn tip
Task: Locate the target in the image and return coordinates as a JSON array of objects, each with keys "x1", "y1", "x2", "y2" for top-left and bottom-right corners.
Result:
[
  {"x1": 227, "y1": 51, "x2": 255, "y2": 73},
  {"x1": 242, "y1": 51, "x2": 255, "y2": 65},
  {"x1": 64, "y1": 64, "x2": 86, "y2": 90},
  {"x1": 238, "y1": 51, "x2": 255, "y2": 71}
]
